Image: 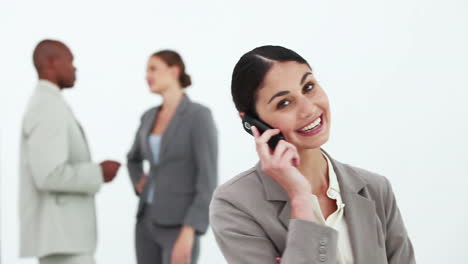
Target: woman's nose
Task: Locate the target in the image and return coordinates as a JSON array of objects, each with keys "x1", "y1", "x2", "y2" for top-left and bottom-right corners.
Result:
[{"x1": 298, "y1": 96, "x2": 318, "y2": 120}]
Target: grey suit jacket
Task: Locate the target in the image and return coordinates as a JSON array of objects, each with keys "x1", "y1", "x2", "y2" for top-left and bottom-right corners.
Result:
[
  {"x1": 127, "y1": 95, "x2": 218, "y2": 234},
  {"x1": 210, "y1": 153, "x2": 415, "y2": 264},
  {"x1": 19, "y1": 80, "x2": 103, "y2": 257}
]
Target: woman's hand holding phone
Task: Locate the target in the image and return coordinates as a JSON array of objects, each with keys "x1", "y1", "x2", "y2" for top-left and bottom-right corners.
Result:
[
  {"x1": 252, "y1": 126, "x2": 317, "y2": 222},
  {"x1": 136, "y1": 173, "x2": 148, "y2": 194}
]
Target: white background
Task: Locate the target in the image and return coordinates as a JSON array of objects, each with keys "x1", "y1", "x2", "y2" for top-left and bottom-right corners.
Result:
[{"x1": 1, "y1": 0, "x2": 467, "y2": 263}]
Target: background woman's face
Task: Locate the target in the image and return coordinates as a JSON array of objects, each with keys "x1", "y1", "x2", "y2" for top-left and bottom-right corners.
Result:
[
  {"x1": 146, "y1": 56, "x2": 176, "y2": 94},
  {"x1": 255, "y1": 61, "x2": 331, "y2": 150}
]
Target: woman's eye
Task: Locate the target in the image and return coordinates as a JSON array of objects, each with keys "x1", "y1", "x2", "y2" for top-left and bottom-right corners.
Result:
[
  {"x1": 304, "y1": 83, "x2": 314, "y2": 93},
  {"x1": 277, "y1": 100, "x2": 290, "y2": 109}
]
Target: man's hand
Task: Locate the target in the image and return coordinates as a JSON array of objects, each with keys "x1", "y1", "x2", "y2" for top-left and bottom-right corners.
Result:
[
  {"x1": 99, "y1": 160, "x2": 121, "y2": 183},
  {"x1": 171, "y1": 226, "x2": 195, "y2": 264}
]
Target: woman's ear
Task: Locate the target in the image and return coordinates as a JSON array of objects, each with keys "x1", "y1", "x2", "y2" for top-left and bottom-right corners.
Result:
[
  {"x1": 239, "y1": 112, "x2": 245, "y2": 119},
  {"x1": 170, "y1": 66, "x2": 181, "y2": 80}
]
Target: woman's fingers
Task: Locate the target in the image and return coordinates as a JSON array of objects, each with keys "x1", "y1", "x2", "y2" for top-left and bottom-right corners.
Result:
[
  {"x1": 251, "y1": 126, "x2": 269, "y2": 160},
  {"x1": 281, "y1": 141, "x2": 300, "y2": 166},
  {"x1": 281, "y1": 147, "x2": 301, "y2": 167},
  {"x1": 272, "y1": 140, "x2": 298, "y2": 164},
  {"x1": 251, "y1": 126, "x2": 300, "y2": 167},
  {"x1": 252, "y1": 126, "x2": 281, "y2": 144},
  {"x1": 281, "y1": 148, "x2": 296, "y2": 167},
  {"x1": 252, "y1": 126, "x2": 280, "y2": 159},
  {"x1": 251, "y1": 125, "x2": 261, "y2": 138},
  {"x1": 272, "y1": 140, "x2": 289, "y2": 161}
]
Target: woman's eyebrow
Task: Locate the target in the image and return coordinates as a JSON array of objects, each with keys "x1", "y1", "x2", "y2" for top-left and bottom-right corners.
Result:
[
  {"x1": 300, "y1": 72, "x2": 313, "y2": 85},
  {"x1": 268, "y1": 91, "x2": 289, "y2": 104},
  {"x1": 267, "y1": 72, "x2": 313, "y2": 104}
]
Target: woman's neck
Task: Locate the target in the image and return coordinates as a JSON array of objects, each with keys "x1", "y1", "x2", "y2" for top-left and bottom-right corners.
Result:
[
  {"x1": 160, "y1": 86, "x2": 184, "y2": 112},
  {"x1": 297, "y1": 148, "x2": 329, "y2": 195}
]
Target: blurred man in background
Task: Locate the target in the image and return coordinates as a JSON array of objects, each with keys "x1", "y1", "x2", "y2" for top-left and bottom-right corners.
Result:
[{"x1": 18, "y1": 39, "x2": 120, "y2": 264}]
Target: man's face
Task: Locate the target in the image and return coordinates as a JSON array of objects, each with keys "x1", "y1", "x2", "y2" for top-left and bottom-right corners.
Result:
[{"x1": 53, "y1": 47, "x2": 76, "y2": 88}]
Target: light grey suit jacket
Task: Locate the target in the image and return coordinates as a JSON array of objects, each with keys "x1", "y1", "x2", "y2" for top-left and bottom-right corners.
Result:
[
  {"x1": 19, "y1": 81, "x2": 103, "y2": 257},
  {"x1": 127, "y1": 95, "x2": 218, "y2": 234},
  {"x1": 210, "y1": 153, "x2": 415, "y2": 264}
]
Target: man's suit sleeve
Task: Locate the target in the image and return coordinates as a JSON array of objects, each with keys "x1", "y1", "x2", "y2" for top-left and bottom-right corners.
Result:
[{"x1": 26, "y1": 107, "x2": 103, "y2": 194}]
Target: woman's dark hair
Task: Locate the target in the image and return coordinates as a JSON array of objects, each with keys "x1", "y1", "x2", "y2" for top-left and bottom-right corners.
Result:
[
  {"x1": 231, "y1": 45, "x2": 310, "y2": 115},
  {"x1": 152, "y1": 50, "x2": 192, "y2": 88}
]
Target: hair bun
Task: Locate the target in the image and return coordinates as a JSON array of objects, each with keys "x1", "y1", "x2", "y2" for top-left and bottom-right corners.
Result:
[{"x1": 180, "y1": 73, "x2": 192, "y2": 88}]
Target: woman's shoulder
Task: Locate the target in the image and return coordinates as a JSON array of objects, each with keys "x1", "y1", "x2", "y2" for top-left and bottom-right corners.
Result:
[
  {"x1": 187, "y1": 100, "x2": 212, "y2": 116},
  {"x1": 210, "y1": 164, "x2": 282, "y2": 226},
  {"x1": 186, "y1": 101, "x2": 216, "y2": 128},
  {"x1": 344, "y1": 162, "x2": 388, "y2": 183},
  {"x1": 140, "y1": 106, "x2": 159, "y2": 121},
  {"x1": 334, "y1": 159, "x2": 393, "y2": 200},
  {"x1": 212, "y1": 165, "x2": 266, "y2": 205}
]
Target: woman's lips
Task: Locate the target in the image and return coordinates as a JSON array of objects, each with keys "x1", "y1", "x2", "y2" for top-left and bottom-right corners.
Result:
[{"x1": 295, "y1": 114, "x2": 325, "y2": 136}]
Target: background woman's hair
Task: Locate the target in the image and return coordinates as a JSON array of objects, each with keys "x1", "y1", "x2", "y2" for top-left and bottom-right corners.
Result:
[
  {"x1": 231, "y1": 45, "x2": 310, "y2": 115},
  {"x1": 152, "y1": 50, "x2": 192, "y2": 88}
]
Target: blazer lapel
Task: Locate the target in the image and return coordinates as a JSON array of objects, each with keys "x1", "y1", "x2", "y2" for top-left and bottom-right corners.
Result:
[
  {"x1": 255, "y1": 163, "x2": 290, "y2": 228},
  {"x1": 159, "y1": 95, "x2": 190, "y2": 157},
  {"x1": 75, "y1": 121, "x2": 92, "y2": 157},
  {"x1": 256, "y1": 163, "x2": 290, "y2": 252},
  {"x1": 142, "y1": 107, "x2": 159, "y2": 163},
  {"x1": 278, "y1": 202, "x2": 291, "y2": 229},
  {"x1": 330, "y1": 157, "x2": 382, "y2": 263}
]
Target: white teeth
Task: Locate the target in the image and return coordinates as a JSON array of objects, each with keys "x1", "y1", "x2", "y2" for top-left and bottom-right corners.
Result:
[{"x1": 300, "y1": 117, "x2": 322, "y2": 132}]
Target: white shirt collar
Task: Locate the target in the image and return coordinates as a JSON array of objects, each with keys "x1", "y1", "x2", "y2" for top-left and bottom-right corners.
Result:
[
  {"x1": 322, "y1": 151, "x2": 340, "y2": 193},
  {"x1": 37, "y1": 79, "x2": 62, "y2": 96}
]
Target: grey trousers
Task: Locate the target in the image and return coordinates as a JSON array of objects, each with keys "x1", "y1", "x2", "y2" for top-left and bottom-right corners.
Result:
[
  {"x1": 39, "y1": 254, "x2": 95, "y2": 264},
  {"x1": 136, "y1": 210, "x2": 200, "y2": 264}
]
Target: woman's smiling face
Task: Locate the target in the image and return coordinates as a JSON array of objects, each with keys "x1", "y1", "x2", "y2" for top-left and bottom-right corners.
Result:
[{"x1": 254, "y1": 61, "x2": 331, "y2": 150}]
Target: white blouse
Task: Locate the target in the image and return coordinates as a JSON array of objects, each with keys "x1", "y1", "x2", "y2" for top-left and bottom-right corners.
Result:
[{"x1": 309, "y1": 152, "x2": 354, "y2": 263}]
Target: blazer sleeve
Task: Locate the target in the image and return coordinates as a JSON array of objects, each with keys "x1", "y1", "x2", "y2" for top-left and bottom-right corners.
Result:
[
  {"x1": 210, "y1": 195, "x2": 339, "y2": 264},
  {"x1": 383, "y1": 177, "x2": 416, "y2": 264},
  {"x1": 26, "y1": 107, "x2": 102, "y2": 194},
  {"x1": 127, "y1": 116, "x2": 145, "y2": 194},
  {"x1": 183, "y1": 107, "x2": 218, "y2": 234}
]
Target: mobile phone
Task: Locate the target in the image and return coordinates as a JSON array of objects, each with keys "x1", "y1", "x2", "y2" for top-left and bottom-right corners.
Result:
[{"x1": 242, "y1": 113, "x2": 286, "y2": 150}]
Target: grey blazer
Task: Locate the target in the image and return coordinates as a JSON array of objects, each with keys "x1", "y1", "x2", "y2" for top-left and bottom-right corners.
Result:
[
  {"x1": 127, "y1": 95, "x2": 218, "y2": 234},
  {"x1": 210, "y1": 153, "x2": 415, "y2": 264}
]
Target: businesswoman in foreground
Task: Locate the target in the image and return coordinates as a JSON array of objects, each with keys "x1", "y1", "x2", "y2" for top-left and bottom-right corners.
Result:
[
  {"x1": 127, "y1": 50, "x2": 217, "y2": 264},
  {"x1": 210, "y1": 46, "x2": 415, "y2": 264}
]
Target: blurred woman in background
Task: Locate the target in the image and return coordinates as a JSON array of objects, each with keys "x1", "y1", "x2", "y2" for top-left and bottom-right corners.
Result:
[{"x1": 127, "y1": 50, "x2": 218, "y2": 264}]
